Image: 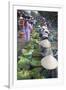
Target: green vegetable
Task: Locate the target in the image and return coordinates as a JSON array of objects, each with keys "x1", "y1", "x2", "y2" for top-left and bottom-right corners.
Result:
[
  {"x1": 17, "y1": 70, "x2": 31, "y2": 79},
  {"x1": 22, "y1": 49, "x2": 33, "y2": 56},
  {"x1": 30, "y1": 68, "x2": 42, "y2": 79},
  {"x1": 30, "y1": 57, "x2": 41, "y2": 66},
  {"x1": 18, "y1": 57, "x2": 30, "y2": 70}
]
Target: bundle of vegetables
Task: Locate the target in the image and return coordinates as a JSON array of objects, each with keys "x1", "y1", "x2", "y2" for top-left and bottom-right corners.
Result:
[
  {"x1": 30, "y1": 57, "x2": 41, "y2": 66},
  {"x1": 17, "y1": 70, "x2": 31, "y2": 79},
  {"x1": 22, "y1": 49, "x2": 33, "y2": 58},
  {"x1": 31, "y1": 30, "x2": 40, "y2": 40},
  {"x1": 18, "y1": 56, "x2": 31, "y2": 69},
  {"x1": 30, "y1": 67, "x2": 44, "y2": 79}
]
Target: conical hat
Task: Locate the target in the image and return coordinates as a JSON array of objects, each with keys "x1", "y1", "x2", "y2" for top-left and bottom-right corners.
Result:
[
  {"x1": 19, "y1": 16, "x2": 23, "y2": 19},
  {"x1": 39, "y1": 39, "x2": 51, "y2": 48},
  {"x1": 41, "y1": 55, "x2": 58, "y2": 70}
]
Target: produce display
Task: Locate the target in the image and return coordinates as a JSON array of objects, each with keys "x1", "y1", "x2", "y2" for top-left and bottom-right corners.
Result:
[
  {"x1": 17, "y1": 10, "x2": 58, "y2": 79},
  {"x1": 17, "y1": 30, "x2": 43, "y2": 79}
]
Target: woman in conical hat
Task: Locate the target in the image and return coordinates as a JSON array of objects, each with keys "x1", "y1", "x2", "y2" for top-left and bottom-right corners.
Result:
[
  {"x1": 41, "y1": 55, "x2": 58, "y2": 78},
  {"x1": 40, "y1": 18, "x2": 50, "y2": 40}
]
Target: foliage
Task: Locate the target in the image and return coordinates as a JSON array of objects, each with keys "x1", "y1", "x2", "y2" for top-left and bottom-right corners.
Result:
[
  {"x1": 17, "y1": 70, "x2": 31, "y2": 79},
  {"x1": 30, "y1": 67, "x2": 43, "y2": 79},
  {"x1": 38, "y1": 11, "x2": 58, "y2": 28},
  {"x1": 30, "y1": 57, "x2": 41, "y2": 66}
]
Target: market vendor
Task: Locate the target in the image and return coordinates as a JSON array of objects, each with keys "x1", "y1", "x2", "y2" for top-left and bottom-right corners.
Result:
[
  {"x1": 24, "y1": 18, "x2": 33, "y2": 42},
  {"x1": 18, "y1": 16, "x2": 33, "y2": 42},
  {"x1": 18, "y1": 16, "x2": 25, "y2": 38},
  {"x1": 40, "y1": 18, "x2": 50, "y2": 40}
]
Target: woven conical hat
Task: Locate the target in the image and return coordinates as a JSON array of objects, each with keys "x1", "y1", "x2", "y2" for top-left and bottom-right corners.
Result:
[
  {"x1": 41, "y1": 55, "x2": 58, "y2": 70},
  {"x1": 39, "y1": 39, "x2": 51, "y2": 48}
]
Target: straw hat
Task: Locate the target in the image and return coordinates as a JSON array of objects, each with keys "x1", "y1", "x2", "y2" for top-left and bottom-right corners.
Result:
[
  {"x1": 39, "y1": 39, "x2": 51, "y2": 48},
  {"x1": 41, "y1": 55, "x2": 58, "y2": 70}
]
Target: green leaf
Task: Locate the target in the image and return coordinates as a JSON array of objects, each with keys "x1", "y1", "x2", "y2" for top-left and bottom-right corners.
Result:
[
  {"x1": 18, "y1": 57, "x2": 30, "y2": 70},
  {"x1": 30, "y1": 57, "x2": 41, "y2": 66},
  {"x1": 30, "y1": 68, "x2": 42, "y2": 79},
  {"x1": 17, "y1": 70, "x2": 31, "y2": 79},
  {"x1": 22, "y1": 49, "x2": 33, "y2": 56}
]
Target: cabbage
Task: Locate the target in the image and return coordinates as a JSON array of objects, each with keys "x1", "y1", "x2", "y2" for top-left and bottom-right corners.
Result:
[
  {"x1": 30, "y1": 57, "x2": 41, "y2": 66},
  {"x1": 22, "y1": 49, "x2": 33, "y2": 56},
  {"x1": 17, "y1": 70, "x2": 31, "y2": 79},
  {"x1": 30, "y1": 68, "x2": 43, "y2": 79},
  {"x1": 18, "y1": 57, "x2": 30, "y2": 70}
]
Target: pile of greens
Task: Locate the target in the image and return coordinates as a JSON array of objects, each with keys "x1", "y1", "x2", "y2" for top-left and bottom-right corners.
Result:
[{"x1": 17, "y1": 29, "x2": 48, "y2": 79}]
